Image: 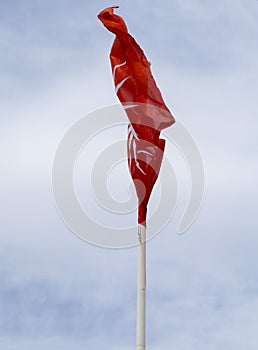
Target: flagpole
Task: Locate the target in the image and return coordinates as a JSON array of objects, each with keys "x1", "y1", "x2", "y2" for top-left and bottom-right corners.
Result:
[{"x1": 136, "y1": 223, "x2": 146, "y2": 350}]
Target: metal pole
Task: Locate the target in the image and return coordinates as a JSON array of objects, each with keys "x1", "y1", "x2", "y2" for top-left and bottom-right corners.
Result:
[{"x1": 136, "y1": 224, "x2": 146, "y2": 350}]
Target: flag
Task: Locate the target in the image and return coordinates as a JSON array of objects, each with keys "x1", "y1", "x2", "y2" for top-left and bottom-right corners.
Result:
[{"x1": 98, "y1": 6, "x2": 175, "y2": 225}]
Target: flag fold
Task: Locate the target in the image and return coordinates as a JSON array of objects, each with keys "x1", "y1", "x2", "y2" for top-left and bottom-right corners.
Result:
[{"x1": 98, "y1": 6, "x2": 175, "y2": 225}]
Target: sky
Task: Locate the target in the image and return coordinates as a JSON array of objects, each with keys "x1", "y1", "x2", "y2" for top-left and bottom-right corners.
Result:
[{"x1": 1, "y1": 0, "x2": 258, "y2": 349}]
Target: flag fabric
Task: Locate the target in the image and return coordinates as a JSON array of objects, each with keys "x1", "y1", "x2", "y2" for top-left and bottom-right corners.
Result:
[{"x1": 98, "y1": 6, "x2": 175, "y2": 225}]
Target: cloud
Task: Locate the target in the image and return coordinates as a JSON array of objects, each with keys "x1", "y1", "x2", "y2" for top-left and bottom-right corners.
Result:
[{"x1": 0, "y1": 0, "x2": 258, "y2": 349}]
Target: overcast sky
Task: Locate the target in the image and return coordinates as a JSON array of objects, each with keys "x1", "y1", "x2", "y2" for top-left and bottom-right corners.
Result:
[{"x1": 1, "y1": 0, "x2": 258, "y2": 349}]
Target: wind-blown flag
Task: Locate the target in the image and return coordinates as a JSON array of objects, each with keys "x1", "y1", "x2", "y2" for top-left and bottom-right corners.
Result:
[{"x1": 98, "y1": 6, "x2": 175, "y2": 225}]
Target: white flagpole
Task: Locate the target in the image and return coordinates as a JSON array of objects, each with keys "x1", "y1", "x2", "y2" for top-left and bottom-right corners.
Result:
[{"x1": 136, "y1": 223, "x2": 146, "y2": 350}]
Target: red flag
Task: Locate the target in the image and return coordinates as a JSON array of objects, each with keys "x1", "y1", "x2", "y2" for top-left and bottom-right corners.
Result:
[{"x1": 98, "y1": 6, "x2": 175, "y2": 225}]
